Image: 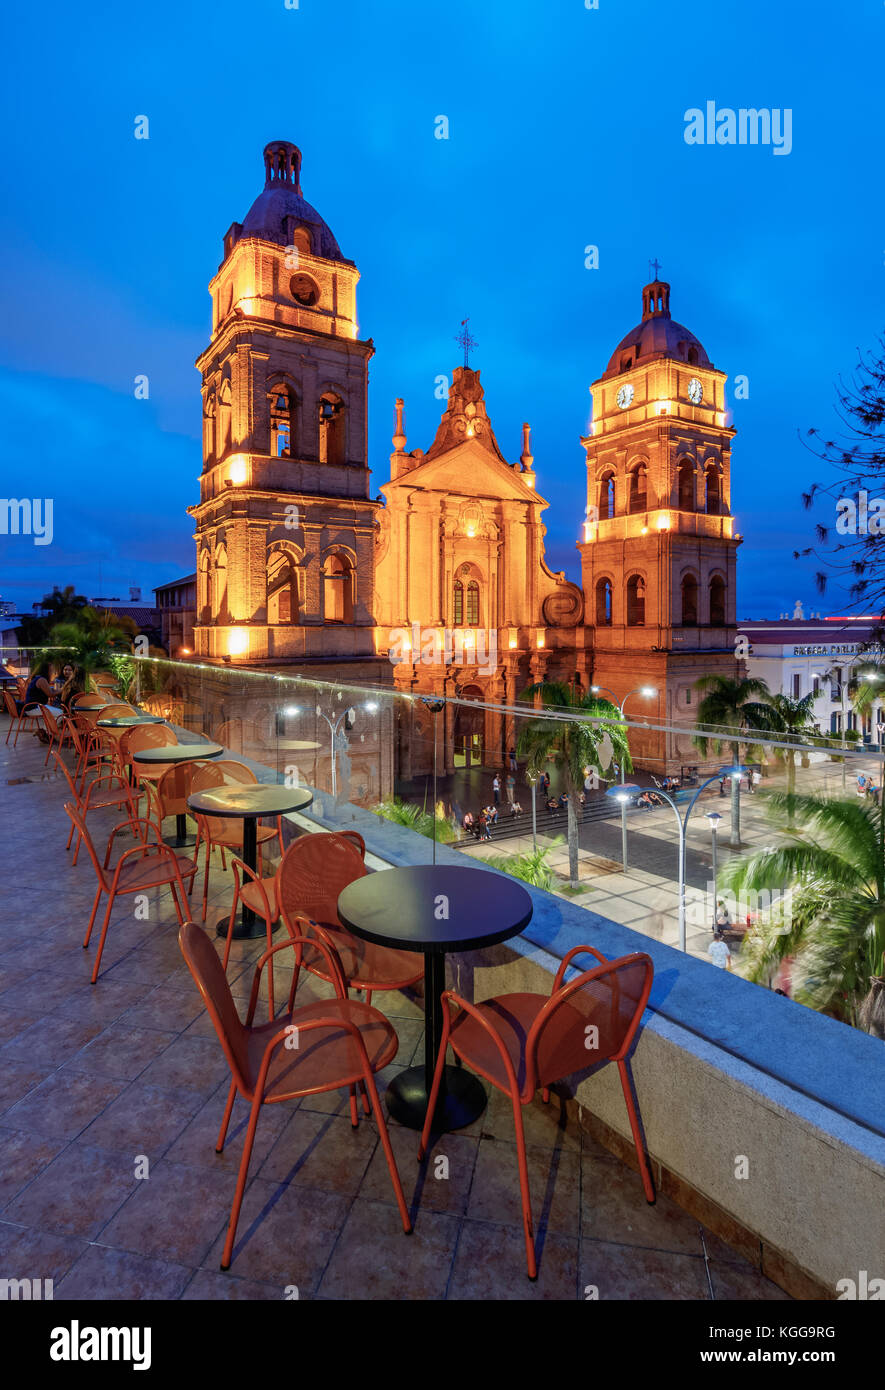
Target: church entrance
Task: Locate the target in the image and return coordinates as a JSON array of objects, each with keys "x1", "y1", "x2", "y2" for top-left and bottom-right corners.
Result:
[{"x1": 453, "y1": 685, "x2": 485, "y2": 768}]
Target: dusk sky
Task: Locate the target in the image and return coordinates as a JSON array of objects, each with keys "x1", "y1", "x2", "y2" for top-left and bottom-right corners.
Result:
[{"x1": 2, "y1": 0, "x2": 883, "y2": 619}]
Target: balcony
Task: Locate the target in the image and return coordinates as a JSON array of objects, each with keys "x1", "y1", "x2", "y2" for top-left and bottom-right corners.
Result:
[{"x1": 1, "y1": 650, "x2": 883, "y2": 1303}]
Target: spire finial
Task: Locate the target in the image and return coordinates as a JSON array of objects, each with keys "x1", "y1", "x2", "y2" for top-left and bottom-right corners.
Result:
[
  {"x1": 392, "y1": 398, "x2": 406, "y2": 454},
  {"x1": 649, "y1": 257, "x2": 662, "y2": 281},
  {"x1": 455, "y1": 318, "x2": 478, "y2": 368}
]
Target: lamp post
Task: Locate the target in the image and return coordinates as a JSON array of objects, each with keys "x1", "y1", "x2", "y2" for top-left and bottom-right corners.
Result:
[
  {"x1": 526, "y1": 768, "x2": 538, "y2": 854},
  {"x1": 316, "y1": 699, "x2": 378, "y2": 798},
  {"x1": 607, "y1": 765, "x2": 745, "y2": 952},
  {"x1": 592, "y1": 683, "x2": 657, "y2": 871},
  {"x1": 421, "y1": 697, "x2": 446, "y2": 864},
  {"x1": 706, "y1": 810, "x2": 722, "y2": 932}
]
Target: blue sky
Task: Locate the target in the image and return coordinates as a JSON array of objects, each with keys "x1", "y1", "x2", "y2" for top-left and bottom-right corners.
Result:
[{"x1": 1, "y1": 0, "x2": 883, "y2": 619}]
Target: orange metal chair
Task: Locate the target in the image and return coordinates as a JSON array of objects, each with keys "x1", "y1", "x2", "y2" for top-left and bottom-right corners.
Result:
[
  {"x1": 118, "y1": 723, "x2": 179, "y2": 782},
  {"x1": 63, "y1": 801, "x2": 198, "y2": 983},
  {"x1": 418, "y1": 946, "x2": 656, "y2": 1279},
  {"x1": 276, "y1": 832, "x2": 424, "y2": 1009},
  {"x1": 38, "y1": 704, "x2": 73, "y2": 765},
  {"x1": 3, "y1": 689, "x2": 41, "y2": 746},
  {"x1": 72, "y1": 693, "x2": 107, "y2": 708},
  {"x1": 178, "y1": 920, "x2": 412, "y2": 1270},
  {"x1": 52, "y1": 749, "x2": 140, "y2": 864}
]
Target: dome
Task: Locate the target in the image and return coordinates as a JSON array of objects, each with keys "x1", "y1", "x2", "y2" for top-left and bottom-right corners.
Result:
[
  {"x1": 237, "y1": 141, "x2": 348, "y2": 264},
  {"x1": 602, "y1": 280, "x2": 712, "y2": 379}
]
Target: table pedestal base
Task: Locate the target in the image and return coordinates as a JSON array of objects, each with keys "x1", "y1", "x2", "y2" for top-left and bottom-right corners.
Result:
[{"x1": 385, "y1": 1064, "x2": 486, "y2": 1132}]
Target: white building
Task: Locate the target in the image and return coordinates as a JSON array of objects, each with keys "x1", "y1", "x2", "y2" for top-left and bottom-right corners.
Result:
[{"x1": 740, "y1": 607, "x2": 884, "y2": 744}]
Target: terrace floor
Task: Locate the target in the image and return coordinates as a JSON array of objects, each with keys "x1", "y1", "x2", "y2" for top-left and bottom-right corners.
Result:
[{"x1": 0, "y1": 722, "x2": 789, "y2": 1300}]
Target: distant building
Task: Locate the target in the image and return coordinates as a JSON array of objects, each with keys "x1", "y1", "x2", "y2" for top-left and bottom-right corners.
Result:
[
  {"x1": 93, "y1": 603, "x2": 162, "y2": 648},
  {"x1": 740, "y1": 612, "x2": 885, "y2": 741},
  {"x1": 153, "y1": 574, "x2": 197, "y2": 656}
]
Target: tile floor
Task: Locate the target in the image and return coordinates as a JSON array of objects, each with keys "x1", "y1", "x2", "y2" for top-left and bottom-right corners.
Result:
[{"x1": 0, "y1": 722, "x2": 789, "y2": 1300}]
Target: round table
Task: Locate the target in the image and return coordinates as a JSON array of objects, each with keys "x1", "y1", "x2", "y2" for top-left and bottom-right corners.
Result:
[
  {"x1": 187, "y1": 784, "x2": 314, "y2": 939},
  {"x1": 98, "y1": 714, "x2": 166, "y2": 729},
  {"x1": 337, "y1": 865, "x2": 533, "y2": 1132},
  {"x1": 132, "y1": 742, "x2": 224, "y2": 844}
]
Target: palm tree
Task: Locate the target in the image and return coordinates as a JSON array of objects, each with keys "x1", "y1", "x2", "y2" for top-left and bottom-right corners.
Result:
[
  {"x1": 517, "y1": 682, "x2": 632, "y2": 889},
  {"x1": 757, "y1": 692, "x2": 818, "y2": 806},
  {"x1": 720, "y1": 790, "x2": 885, "y2": 1033},
  {"x1": 48, "y1": 607, "x2": 137, "y2": 673},
  {"x1": 692, "y1": 675, "x2": 772, "y2": 846}
]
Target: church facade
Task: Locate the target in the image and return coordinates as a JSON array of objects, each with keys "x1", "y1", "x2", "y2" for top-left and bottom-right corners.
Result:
[{"x1": 189, "y1": 141, "x2": 739, "y2": 779}]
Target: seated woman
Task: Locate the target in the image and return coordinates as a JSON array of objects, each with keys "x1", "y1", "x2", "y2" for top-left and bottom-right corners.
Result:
[
  {"x1": 15, "y1": 660, "x2": 54, "y2": 714},
  {"x1": 509, "y1": 799, "x2": 523, "y2": 816},
  {"x1": 485, "y1": 803, "x2": 498, "y2": 825},
  {"x1": 58, "y1": 663, "x2": 85, "y2": 709},
  {"x1": 546, "y1": 797, "x2": 559, "y2": 813},
  {"x1": 558, "y1": 792, "x2": 568, "y2": 808},
  {"x1": 462, "y1": 810, "x2": 475, "y2": 832}
]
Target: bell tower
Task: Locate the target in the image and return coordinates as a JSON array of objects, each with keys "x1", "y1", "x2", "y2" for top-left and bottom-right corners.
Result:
[
  {"x1": 578, "y1": 277, "x2": 741, "y2": 772},
  {"x1": 189, "y1": 141, "x2": 380, "y2": 667}
]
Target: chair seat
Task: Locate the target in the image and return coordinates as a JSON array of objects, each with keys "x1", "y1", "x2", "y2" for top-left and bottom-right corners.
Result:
[
  {"x1": 241, "y1": 877, "x2": 279, "y2": 919},
  {"x1": 244, "y1": 997, "x2": 399, "y2": 1101},
  {"x1": 115, "y1": 852, "x2": 197, "y2": 892},
  {"x1": 85, "y1": 786, "x2": 134, "y2": 810},
  {"x1": 295, "y1": 923, "x2": 424, "y2": 992},
  {"x1": 448, "y1": 992, "x2": 589, "y2": 1097},
  {"x1": 208, "y1": 822, "x2": 279, "y2": 848}
]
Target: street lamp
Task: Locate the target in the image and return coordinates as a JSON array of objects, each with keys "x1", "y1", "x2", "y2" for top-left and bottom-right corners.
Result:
[
  {"x1": 607, "y1": 764, "x2": 746, "y2": 952},
  {"x1": 526, "y1": 767, "x2": 538, "y2": 854},
  {"x1": 592, "y1": 684, "x2": 658, "y2": 869},
  {"x1": 316, "y1": 700, "x2": 378, "y2": 798},
  {"x1": 706, "y1": 811, "x2": 722, "y2": 932}
]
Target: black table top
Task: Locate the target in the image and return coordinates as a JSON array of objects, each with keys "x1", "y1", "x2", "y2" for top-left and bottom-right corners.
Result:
[
  {"x1": 187, "y1": 785, "x2": 313, "y2": 818},
  {"x1": 337, "y1": 864, "x2": 534, "y2": 955},
  {"x1": 132, "y1": 742, "x2": 224, "y2": 762},
  {"x1": 98, "y1": 714, "x2": 167, "y2": 728}
]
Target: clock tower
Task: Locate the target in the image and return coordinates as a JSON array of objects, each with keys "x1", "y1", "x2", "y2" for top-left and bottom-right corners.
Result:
[{"x1": 578, "y1": 277, "x2": 741, "y2": 772}]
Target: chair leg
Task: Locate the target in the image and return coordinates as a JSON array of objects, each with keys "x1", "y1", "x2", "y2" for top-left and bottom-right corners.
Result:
[
  {"x1": 216, "y1": 1079, "x2": 237, "y2": 1153},
  {"x1": 221, "y1": 1089, "x2": 263, "y2": 1270},
  {"x1": 510, "y1": 1097, "x2": 537, "y2": 1280},
  {"x1": 617, "y1": 1059, "x2": 655, "y2": 1203},
  {"x1": 348, "y1": 1086, "x2": 360, "y2": 1128},
  {"x1": 83, "y1": 886, "x2": 102, "y2": 947},
  {"x1": 202, "y1": 846, "x2": 211, "y2": 921},
  {"x1": 417, "y1": 1025, "x2": 449, "y2": 1162},
  {"x1": 362, "y1": 1067, "x2": 412, "y2": 1234},
  {"x1": 222, "y1": 888, "x2": 238, "y2": 973},
  {"x1": 90, "y1": 891, "x2": 117, "y2": 983}
]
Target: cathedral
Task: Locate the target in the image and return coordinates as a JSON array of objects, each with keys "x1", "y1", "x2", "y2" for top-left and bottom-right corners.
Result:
[{"x1": 189, "y1": 141, "x2": 739, "y2": 778}]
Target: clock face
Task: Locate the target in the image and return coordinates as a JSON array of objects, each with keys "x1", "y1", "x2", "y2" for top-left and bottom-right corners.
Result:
[
  {"x1": 688, "y1": 377, "x2": 703, "y2": 405},
  {"x1": 616, "y1": 383, "x2": 634, "y2": 410}
]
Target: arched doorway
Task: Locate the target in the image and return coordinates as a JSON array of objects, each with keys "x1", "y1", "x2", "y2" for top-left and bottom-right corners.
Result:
[{"x1": 454, "y1": 684, "x2": 485, "y2": 768}]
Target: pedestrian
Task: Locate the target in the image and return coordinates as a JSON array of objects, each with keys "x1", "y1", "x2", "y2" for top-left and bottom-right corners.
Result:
[
  {"x1": 506, "y1": 772, "x2": 515, "y2": 803},
  {"x1": 719, "y1": 775, "x2": 727, "y2": 797},
  {"x1": 715, "y1": 898, "x2": 731, "y2": 932},
  {"x1": 708, "y1": 931, "x2": 732, "y2": 970},
  {"x1": 492, "y1": 774, "x2": 501, "y2": 806},
  {"x1": 541, "y1": 771, "x2": 550, "y2": 795},
  {"x1": 508, "y1": 747, "x2": 517, "y2": 772}
]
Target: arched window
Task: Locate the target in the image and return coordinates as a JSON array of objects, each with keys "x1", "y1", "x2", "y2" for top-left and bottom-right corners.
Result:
[
  {"x1": 267, "y1": 550, "x2": 300, "y2": 624},
  {"x1": 626, "y1": 574, "x2": 645, "y2": 626},
  {"x1": 217, "y1": 380, "x2": 232, "y2": 459},
  {"x1": 453, "y1": 579, "x2": 464, "y2": 627},
  {"x1": 323, "y1": 553, "x2": 353, "y2": 623},
  {"x1": 705, "y1": 465, "x2": 721, "y2": 515},
  {"x1": 318, "y1": 392, "x2": 345, "y2": 465},
  {"x1": 628, "y1": 463, "x2": 647, "y2": 513},
  {"x1": 710, "y1": 574, "x2": 726, "y2": 626},
  {"x1": 466, "y1": 580, "x2": 480, "y2": 626},
  {"x1": 688, "y1": 346, "x2": 698, "y2": 365},
  {"x1": 596, "y1": 577, "x2": 612, "y2": 626},
  {"x1": 269, "y1": 387, "x2": 296, "y2": 458},
  {"x1": 203, "y1": 391, "x2": 217, "y2": 465},
  {"x1": 198, "y1": 550, "x2": 211, "y2": 623},
  {"x1": 681, "y1": 573, "x2": 698, "y2": 626},
  {"x1": 212, "y1": 544, "x2": 228, "y2": 621},
  {"x1": 678, "y1": 459, "x2": 695, "y2": 511},
  {"x1": 598, "y1": 472, "x2": 616, "y2": 520}
]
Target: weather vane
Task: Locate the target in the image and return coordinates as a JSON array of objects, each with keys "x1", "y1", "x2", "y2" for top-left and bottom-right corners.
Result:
[
  {"x1": 455, "y1": 318, "x2": 478, "y2": 367},
  {"x1": 649, "y1": 257, "x2": 662, "y2": 281}
]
